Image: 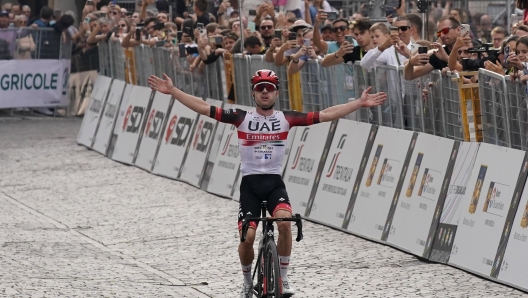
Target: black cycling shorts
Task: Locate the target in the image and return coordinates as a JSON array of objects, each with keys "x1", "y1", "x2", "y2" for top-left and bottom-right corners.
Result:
[{"x1": 237, "y1": 174, "x2": 292, "y2": 230}]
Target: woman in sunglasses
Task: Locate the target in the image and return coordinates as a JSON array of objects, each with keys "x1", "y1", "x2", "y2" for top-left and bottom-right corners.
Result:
[{"x1": 148, "y1": 68, "x2": 386, "y2": 298}]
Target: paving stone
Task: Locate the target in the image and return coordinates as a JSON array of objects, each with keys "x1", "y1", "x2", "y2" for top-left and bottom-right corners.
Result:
[{"x1": 0, "y1": 118, "x2": 527, "y2": 297}]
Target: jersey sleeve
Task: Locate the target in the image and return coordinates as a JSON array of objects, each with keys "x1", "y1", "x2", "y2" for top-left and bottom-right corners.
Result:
[
  {"x1": 209, "y1": 106, "x2": 246, "y2": 127},
  {"x1": 283, "y1": 111, "x2": 320, "y2": 127}
]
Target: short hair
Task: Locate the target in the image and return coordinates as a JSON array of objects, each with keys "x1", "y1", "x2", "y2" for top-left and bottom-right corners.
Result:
[
  {"x1": 218, "y1": 25, "x2": 229, "y2": 30},
  {"x1": 332, "y1": 18, "x2": 348, "y2": 27},
  {"x1": 165, "y1": 22, "x2": 177, "y2": 30},
  {"x1": 406, "y1": 14, "x2": 423, "y2": 35},
  {"x1": 415, "y1": 39, "x2": 432, "y2": 50},
  {"x1": 206, "y1": 22, "x2": 218, "y2": 34},
  {"x1": 40, "y1": 6, "x2": 53, "y2": 19},
  {"x1": 369, "y1": 22, "x2": 389, "y2": 35},
  {"x1": 438, "y1": 15, "x2": 461, "y2": 28},
  {"x1": 353, "y1": 18, "x2": 373, "y2": 33},
  {"x1": 393, "y1": 16, "x2": 411, "y2": 26},
  {"x1": 145, "y1": 17, "x2": 159, "y2": 26},
  {"x1": 491, "y1": 26, "x2": 508, "y2": 36},
  {"x1": 194, "y1": 0, "x2": 208, "y2": 13},
  {"x1": 286, "y1": 17, "x2": 297, "y2": 24},
  {"x1": 245, "y1": 35, "x2": 262, "y2": 48}
]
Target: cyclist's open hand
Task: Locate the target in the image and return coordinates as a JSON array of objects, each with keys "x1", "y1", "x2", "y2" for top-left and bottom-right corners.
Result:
[
  {"x1": 148, "y1": 74, "x2": 174, "y2": 94},
  {"x1": 358, "y1": 86, "x2": 387, "y2": 107}
]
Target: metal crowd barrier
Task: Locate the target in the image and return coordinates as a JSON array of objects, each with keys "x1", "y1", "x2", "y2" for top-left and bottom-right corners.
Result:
[{"x1": 99, "y1": 44, "x2": 528, "y2": 151}]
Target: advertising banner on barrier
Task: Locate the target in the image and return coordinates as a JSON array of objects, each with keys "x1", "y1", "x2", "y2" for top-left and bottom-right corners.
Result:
[
  {"x1": 283, "y1": 121, "x2": 333, "y2": 216},
  {"x1": 448, "y1": 143, "x2": 526, "y2": 277},
  {"x1": 151, "y1": 98, "x2": 203, "y2": 179},
  {"x1": 206, "y1": 104, "x2": 250, "y2": 198},
  {"x1": 344, "y1": 127, "x2": 415, "y2": 241},
  {"x1": 385, "y1": 134, "x2": 457, "y2": 257},
  {"x1": 206, "y1": 123, "x2": 240, "y2": 198},
  {"x1": 110, "y1": 85, "x2": 154, "y2": 165},
  {"x1": 0, "y1": 59, "x2": 70, "y2": 109},
  {"x1": 76, "y1": 75, "x2": 113, "y2": 148},
  {"x1": 308, "y1": 120, "x2": 376, "y2": 227},
  {"x1": 107, "y1": 84, "x2": 133, "y2": 158},
  {"x1": 179, "y1": 99, "x2": 224, "y2": 187},
  {"x1": 495, "y1": 159, "x2": 528, "y2": 290},
  {"x1": 429, "y1": 142, "x2": 480, "y2": 263},
  {"x1": 135, "y1": 93, "x2": 173, "y2": 171},
  {"x1": 92, "y1": 80, "x2": 127, "y2": 155},
  {"x1": 68, "y1": 70, "x2": 98, "y2": 116}
]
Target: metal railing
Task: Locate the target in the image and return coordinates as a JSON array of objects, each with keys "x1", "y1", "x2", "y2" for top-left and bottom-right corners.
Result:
[{"x1": 99, "y1": 44, "x2": 528, "y2": 151}]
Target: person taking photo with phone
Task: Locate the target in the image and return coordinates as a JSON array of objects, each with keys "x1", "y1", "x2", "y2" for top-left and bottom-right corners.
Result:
[{"x1": 321, "y1": 18, "x2": 374, "y2": 67}]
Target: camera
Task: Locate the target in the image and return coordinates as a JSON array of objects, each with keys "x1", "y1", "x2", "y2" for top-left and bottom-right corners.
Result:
[{"x1": 461, "y1": 43, "x2": 500, "y2": 71}]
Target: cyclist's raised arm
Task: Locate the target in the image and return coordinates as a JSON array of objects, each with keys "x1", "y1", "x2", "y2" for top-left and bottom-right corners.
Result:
[
  {"x1": 148, "y1": 74, "x2": 210, "y2": 116},
  {"x1": 319, "y1": 87, "x2": 387, "y2": 122},
  {"x1": 283, "y1": 110, "x2": 321, "y2": 127}
]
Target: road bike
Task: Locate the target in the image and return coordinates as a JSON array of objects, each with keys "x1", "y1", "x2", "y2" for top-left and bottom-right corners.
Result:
[{"x1": 240, "y1": 201, "x2": 303, "y2": 297}]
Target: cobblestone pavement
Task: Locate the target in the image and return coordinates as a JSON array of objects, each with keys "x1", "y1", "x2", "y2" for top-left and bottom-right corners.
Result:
[{"x1": 1, "y1": 117, "x2": 527, "y2": 297}]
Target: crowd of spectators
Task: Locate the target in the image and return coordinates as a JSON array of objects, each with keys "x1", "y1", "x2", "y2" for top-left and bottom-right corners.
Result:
[{"x1": 2, "y1": 0, "x2": 528, "y2": 114}]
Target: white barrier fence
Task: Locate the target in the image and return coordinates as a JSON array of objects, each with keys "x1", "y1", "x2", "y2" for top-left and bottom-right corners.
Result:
[{"x1": 78, "y1": 75, "x2": 528, "y2": 293}]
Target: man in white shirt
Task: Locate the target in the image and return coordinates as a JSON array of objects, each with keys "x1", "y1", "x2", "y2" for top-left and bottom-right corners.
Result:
[
  {"x1": 360, "y1": 16, "x2": 413, "y2": 70},
  {"x1": 360, "y1": 16, "x2": 415, "y2": 129}
]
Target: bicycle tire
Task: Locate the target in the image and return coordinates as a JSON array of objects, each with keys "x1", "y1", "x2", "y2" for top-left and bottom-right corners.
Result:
[{"x1": 264, "y1": 240, "x2": 281, "y2": 297}]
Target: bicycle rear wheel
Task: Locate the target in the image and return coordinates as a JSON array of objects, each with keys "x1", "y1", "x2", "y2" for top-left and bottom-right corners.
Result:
[{"x1": 264, "y1": 240, "x2": 281, "y2": 297}]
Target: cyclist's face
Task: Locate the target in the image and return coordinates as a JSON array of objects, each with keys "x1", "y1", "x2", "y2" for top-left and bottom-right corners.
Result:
[{"x1": 253, "y1": 85, "x2": 278, "y2": 110}]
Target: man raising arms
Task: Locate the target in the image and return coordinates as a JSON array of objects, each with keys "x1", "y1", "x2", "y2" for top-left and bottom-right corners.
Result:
[{"x1": 148, "y1": 70, "x2": 386, "y2": 298}]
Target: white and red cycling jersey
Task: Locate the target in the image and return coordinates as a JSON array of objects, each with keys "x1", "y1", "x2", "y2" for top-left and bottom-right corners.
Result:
[{"x1": 209, "y1": 107, "x2": 320, "y2": 177}]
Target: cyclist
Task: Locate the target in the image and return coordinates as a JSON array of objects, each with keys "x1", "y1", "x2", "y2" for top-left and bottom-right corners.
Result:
[{"x1": 148, "y1": 70, "x2": 386, "y2": 297}]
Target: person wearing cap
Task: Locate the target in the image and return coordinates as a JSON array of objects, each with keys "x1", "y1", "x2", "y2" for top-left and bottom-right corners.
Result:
[
  {"x1": 273, "y1": 19, "x2": 311, "y2": 66},
  {"x1": 320, "y1": 24, "x2": 333, "y2": 41},
  {"x1": 0, "y1": 10, "x2": 16, "y2": 55},
  {"x1": 147, "y1": 69, "x2": 386, "y2": 298},
  {"x1": 313, "y1": 11, "x2": 356, "y2": 55}
]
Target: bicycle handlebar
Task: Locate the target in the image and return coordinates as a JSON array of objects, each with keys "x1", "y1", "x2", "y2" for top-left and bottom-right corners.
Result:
[{"x1": 240, "y1": 213, "x2": 304, "y2": 243}]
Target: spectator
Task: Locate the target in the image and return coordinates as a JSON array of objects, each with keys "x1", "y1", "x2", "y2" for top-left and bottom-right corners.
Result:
[
  {"x1": 259, "y1": 17, "x2": 274, "y2": 47},
  {"x1": 157, "y1": 11, "x2": 169, "y2": 23},
  {"x1": 491, "y1": 26, "x2": 507, "y2": 49},
  {"x1": 14, "y1": 17, "x2": 35, "y2": 60},
  {"x1": 288, "y1": 28, "x2": 321, "y2": 74},
  {"x1": 274, "y1": 19, "x2": 311, "y2": 66},
  {"x1": 320, "y1": 24, "x2": 333, "y2": 41},
  {"x1": 194, "y1": 0, "x2": 210, "y2": 28},
  {"x1": 321, "y1": 18, "x2": 374, "y2": 67},
  {"x1": 11, "y1": 4, "x2": 20, "y2": 16},
  {"x1": 479, "y1": 14, "x2": 492, "y2": 42},
  {"x1": 507, "y1": 36, "x2": 528, "y2": 77},
  {"x1": 305, "y1": 0, "x2": 331, "y2": 25},
  {"x1": 313, "y1": 14, "x2": 354, "y2": 55},
  {"x1": 22, "y1": 5, "x2": 31, "y2": 19},
  {"x1": 31, "y1": 6, "x2": 53, "y2": 28},
  {"x1": 131, "y1": 12, "x2": 140, "y2": 24},
  {"x1": 14, "y1": 15, "x2": 27, "y2": 28},
  {"x1": 447, "y1": 31, "x2": 474, "y2": 72},
  {"x1": 405, "y1": 16, "x2": 461, "y2": 80},
  {"x1": 360, "y1": 16, "x2": 414, "y2": 70},
  {"x1": 244, "y1": 35, "x2": 266, "y2": 55},
  {"x1": 370, "y1": 22, "x2": 389, "y2": 48},
  {"x1": 486, "y1": 35, "x2": 520, "y2": 76},
  {"x1": 0, "y1": 10, "x2": 16, "y2": 54},
  {"x1": 406, "y1": 13, "x2": 423, "y2": 41}
]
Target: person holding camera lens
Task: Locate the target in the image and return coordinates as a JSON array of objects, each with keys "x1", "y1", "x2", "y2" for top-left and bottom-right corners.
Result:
[{"x1": 404, "y1": 16, "x2": 460, "y2": 80}]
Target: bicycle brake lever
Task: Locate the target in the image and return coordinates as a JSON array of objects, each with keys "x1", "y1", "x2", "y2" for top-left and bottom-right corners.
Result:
[{"x1": 294, "y1": 213, "x2": 303, "y2": 242}]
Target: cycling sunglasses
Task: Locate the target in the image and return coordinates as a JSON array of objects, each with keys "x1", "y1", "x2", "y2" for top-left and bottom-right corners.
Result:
[
  {"x1": 436, "y1": 26, "x2": 457, "y2": 37},
  {"x1": 253, "y1": 82, "x2": 277, "y2": 92},
  {"x1": 331, "y1": 25, "x2": 347, "y2": 33}
]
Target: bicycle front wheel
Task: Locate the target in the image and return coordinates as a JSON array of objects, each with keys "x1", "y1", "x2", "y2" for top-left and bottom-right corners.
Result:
[{"x1": 264, "y1": 240, "x2": 281, "y2": 297}]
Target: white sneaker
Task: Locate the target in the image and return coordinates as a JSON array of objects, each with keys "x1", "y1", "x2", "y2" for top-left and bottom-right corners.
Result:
[
  {"x1": 239, "y1": 284, "x2": 252, "y2": 298},
  {"x1": 282, "y1": 280, "x2": 295, "y2": 296}
]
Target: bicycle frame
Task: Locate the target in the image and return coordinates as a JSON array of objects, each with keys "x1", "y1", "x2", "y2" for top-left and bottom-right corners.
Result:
[{"x1": 240, "y1": 201, "x2": 303, "y2": 297}]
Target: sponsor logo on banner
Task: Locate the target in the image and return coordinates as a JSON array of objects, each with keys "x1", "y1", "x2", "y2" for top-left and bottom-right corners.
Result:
[
  {"x1": 62, "y1": 66, "x2": 69, "y2": 96},
  {"x1": 291, "y1": 128, "x2": 310, "y2": 171},
  {"x1": 165, "y1": 115, "x2": 194, "y2": 146},
  {"x1": 325, "y1": 134, "x2": 352, "y2": 182},
  {"x1": 192, "y1": 120, "x2": 214, "y2": 152},
  {"x1": 221, "y1": 125, "x2": 239, "y2": 158},
  {"x1": 145, "y1": 110, "x2": 165, "y2": 140},
  {"x1": 89, "y1": 97, "x2": 103, "y2": 123},
  {"x1": 122, "y1": 105, "x2": 145, "y2": 134}
]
